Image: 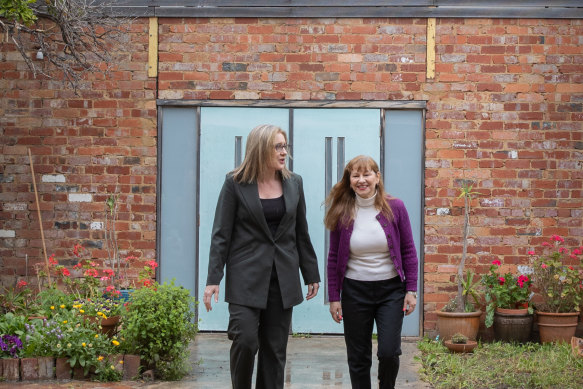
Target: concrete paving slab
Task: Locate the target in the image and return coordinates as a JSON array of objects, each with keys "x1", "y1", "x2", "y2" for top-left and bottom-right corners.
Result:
[{"x1": 2, "y1": 333, "x2": 431, "y2": 388}]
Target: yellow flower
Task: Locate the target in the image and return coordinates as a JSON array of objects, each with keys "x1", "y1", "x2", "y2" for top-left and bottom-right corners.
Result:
[
  {"x1": 95, "y1": 334, "x2": 99, "y2": 338},
  {"x1": 102, "y1": 315, "x2": 108, "y2": 320},
  {"x1": 97, "y1": 356, "x2": 104, "y2": 361},
  {"x1": 79, "y1": 309, "x2": 85, "y2": 313},
  {"x1": 110, "y1": 365, "x2": 115, "y2": 370},
  {"x1": 63, "y1": 320, "x2": 68, "y2": 324},
  {"x1": 50, "y1": 306, "x2": 55, "y2": 310},
  {"x1": 82, "y1": 343, "x2": 86, "y2": 347},
  {"x1": 60, "y1": 304, "x2": 65, "y2": 309},
  {"x1": 97, "y1": 312, "x2": 103, "y2": 317},
  {"x1": 112, "y1": 340, "x2": 120, "y2": 346},
  {"x1": 119, "y1": 361, "x2": 124, "y2": 364}
]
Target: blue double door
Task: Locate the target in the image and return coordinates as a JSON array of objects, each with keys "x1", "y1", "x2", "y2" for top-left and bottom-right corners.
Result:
[{"x1": 159, "y1": 106, "x2": 423, "y2": 335}]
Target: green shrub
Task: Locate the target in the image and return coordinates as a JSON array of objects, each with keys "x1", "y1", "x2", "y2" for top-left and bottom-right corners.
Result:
[{"x1": 120, "y1": 280, "x2": 198, "y2": 380}]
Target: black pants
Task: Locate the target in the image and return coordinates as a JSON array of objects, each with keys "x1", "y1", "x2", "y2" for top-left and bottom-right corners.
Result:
[
  {"x1": 341, "y1": 276, "x2": 405, "y2": 389},
  {"x1": 227, "y1": 268, "x2": 292, "y2": 389}
]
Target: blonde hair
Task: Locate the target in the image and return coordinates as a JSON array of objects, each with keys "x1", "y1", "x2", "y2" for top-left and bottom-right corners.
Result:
[
  {"x1": 324, "y1": 155, "x2": 393, "y2": 230},
  {"x1": 232, "y1": 124, "x2": 291, "y2": 183}
]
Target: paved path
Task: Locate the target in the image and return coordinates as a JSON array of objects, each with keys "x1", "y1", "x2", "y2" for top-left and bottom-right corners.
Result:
[{"x1": 4, "y1": 333, "x2": 432, "y2": 388}]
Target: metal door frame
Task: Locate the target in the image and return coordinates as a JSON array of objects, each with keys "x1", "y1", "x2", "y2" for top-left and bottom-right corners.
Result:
[{"x1": 157, "y1": 100, "x2": 426, "y2": 335}]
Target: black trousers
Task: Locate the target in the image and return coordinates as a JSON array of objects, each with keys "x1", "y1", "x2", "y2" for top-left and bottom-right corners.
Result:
[
  {"x1": 341, "y1": 276, "x2": 405, "y2": 389},
  {"x1": 227, "y1": 268, "x2": 292, "y2": 389}
]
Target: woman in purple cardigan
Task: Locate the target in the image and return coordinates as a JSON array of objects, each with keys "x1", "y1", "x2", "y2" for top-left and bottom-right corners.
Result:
[{"x1": 325, "y1": 155, "x2": 418, "y2": 389}]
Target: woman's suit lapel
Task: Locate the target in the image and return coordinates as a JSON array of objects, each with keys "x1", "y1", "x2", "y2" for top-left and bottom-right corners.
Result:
[
  {"x1": 274, "y1": 177, "x2": 296, "y2": 240},
  {"x1": 238, "y1": 181, "x2": 273, "y2": 239}
]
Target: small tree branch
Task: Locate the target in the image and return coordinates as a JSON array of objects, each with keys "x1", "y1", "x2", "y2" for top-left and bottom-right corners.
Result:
[{"x1": 1, "y1": 0, "x2": 132, "y2": 93}]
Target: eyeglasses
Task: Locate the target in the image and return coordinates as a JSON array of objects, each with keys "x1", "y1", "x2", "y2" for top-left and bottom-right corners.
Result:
[{"x1": 274, "y1": 143, "x2": 291, "y2": 153}]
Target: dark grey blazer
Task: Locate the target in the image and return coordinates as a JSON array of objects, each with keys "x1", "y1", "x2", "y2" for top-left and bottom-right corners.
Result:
[{"x1": 207, "y1": 172, "x2": 320, "y2": 309}]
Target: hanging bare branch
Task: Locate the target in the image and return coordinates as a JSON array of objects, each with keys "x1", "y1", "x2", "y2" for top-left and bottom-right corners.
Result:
[{"x1": 0, "y1": 0, "x2": 132, "y2": 93}]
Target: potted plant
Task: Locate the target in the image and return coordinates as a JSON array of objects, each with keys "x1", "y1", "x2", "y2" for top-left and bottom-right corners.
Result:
[
  {"x1": 436, "y1": 182, "x2": 483, "y2": 341},
  {"x1": 119, "y1": 280, "x2": 198, "y2": 380},
  {"x1": 481, "y1": 259, "x2": 534, "y2": 342},
  {"x1": 443, "y1": 332, "x2": 478, "y2": 353},
  {"x1": 529, "y1": 235, "x2": 582, "y2": 343}
]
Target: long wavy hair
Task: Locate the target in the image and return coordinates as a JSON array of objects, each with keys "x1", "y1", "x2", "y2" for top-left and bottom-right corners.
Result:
[
  {"x1": 232, "y1": 124, "x2": 291, "y2": 184},
  {"x1": 324, "y1": 155, "x2": 393, "y2": 230}
]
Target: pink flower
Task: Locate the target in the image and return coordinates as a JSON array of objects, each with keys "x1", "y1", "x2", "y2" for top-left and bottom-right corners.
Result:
[
  {"x1": 106, "y1": 285, "x2": 116, "y2": 292},
  {"x1": 100, "y1": 276, "x2": 110, "y2": 281},
  {"x1": 84, "y1": 269, "x2": 98, "y2": 278},
  {"x1": 527, "y1": 250, "x2": 535, "y2": 255},
  {"x1": 146, "y1": 260, "x2": 158, "y2": 269},
  {"x1": 61, "y1": 268, "x2": 70, "y2": 277},
  {"x1": 551, "y1": 234, "x2": 564, "y2": 243},
  {"x1": 49, "y1": 254, "x2": 58, "y2": 265},
  {"x1": 559, "y1": 247, "x2": 568, "y2": 254},
  {"x1": 498, "y1": 277, "x2": 505, "y2": 285},
  {"x1": 541, "y1": 263, "x2": 547, "y2": 269},
  {"x1": 104, "y1": 269, "x2": 115, "y2": 276},
  {"x1": 492, "y1": 260, "x2": 501, "y2": 266},
  {"x1": 73, "y1": 244, "x2": 84, "y2": 257},
  {"x1": 17, "y1": 280, "x2": 28, "y2": 288}
]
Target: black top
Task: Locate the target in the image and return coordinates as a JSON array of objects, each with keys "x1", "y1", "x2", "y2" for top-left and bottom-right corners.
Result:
[{"x1": 260, "y1": 195, "x2": 285, "y2": 237}]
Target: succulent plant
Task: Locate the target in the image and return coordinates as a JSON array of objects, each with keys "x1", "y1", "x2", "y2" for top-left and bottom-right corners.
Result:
[{"x1": 451, "y1": 333, "x2": 468, "y2": 344}]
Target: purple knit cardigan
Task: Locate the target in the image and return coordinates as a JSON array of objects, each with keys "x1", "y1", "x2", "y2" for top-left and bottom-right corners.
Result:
[{"x1": 327, "y1": 197, "x2": 419, "y2": 302}]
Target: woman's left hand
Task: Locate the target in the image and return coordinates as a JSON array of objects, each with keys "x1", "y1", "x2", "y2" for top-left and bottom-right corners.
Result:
[
  {"x1": 403, "y1": 293, "x2": 416, "y2": 316},
  {"x1": 306, "y1": 283, "x2": 319, "y2": 300}
]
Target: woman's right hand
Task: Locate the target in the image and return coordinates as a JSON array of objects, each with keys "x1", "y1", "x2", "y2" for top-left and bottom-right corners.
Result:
[
  {"x1": 329, "y1": 301, "x2": 343, "y2": 323},
  {"x1": 203, "y1": 285, "x2": 220, "y2": 312}
]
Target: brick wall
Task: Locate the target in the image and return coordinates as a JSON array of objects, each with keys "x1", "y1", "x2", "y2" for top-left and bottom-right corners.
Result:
[
  {"x1": 0, "y1": 19, "x2": 157, "y2": 285},
  {"x1": 1, "y1": 16, "x2": 582, "y2": 335}
]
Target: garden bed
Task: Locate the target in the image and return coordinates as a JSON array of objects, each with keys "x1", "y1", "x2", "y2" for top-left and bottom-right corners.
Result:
[
  {"x1": 417, "y1": 337, "x2": 583, "y2": 388},
  {"x1": 1, "y1": 354, "x2": 140, "y2": 382}
]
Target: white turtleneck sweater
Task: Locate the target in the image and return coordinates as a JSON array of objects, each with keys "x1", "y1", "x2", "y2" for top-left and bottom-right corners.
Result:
[{"x1": 345, "y1": 193, "x2": 398, "y2": 281}]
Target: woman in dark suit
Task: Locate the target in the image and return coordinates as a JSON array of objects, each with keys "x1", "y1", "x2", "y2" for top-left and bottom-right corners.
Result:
[
  {"x1": 203, "y1": 124, "x2": 320, "y2": 389},
  {"x1": 325, "y1": 155, "x2": 418, "y2": 389}
]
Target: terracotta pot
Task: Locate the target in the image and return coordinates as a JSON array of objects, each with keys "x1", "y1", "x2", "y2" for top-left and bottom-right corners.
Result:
[
  {"x1": 536, "y1": 311, "x2": 580, "y2": 343},
  {"x1": 85, "y1": 315, "x2": 121, "y2": 337},
  {"x1": 436, "y1": 310, "x2": 482, "y2": 341},
  {"x1": 100, "y1": 315, "x2": 121, "y2": 337},
  {"x1": 494, "y1": 308, "x2": 533, "y2": 343},
  {"x1": 444, "y1": 340, "x2": 478, "y2": 353},
  {"x1": 2, "y1": 358, "x2": 20, "y2": 381}
]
